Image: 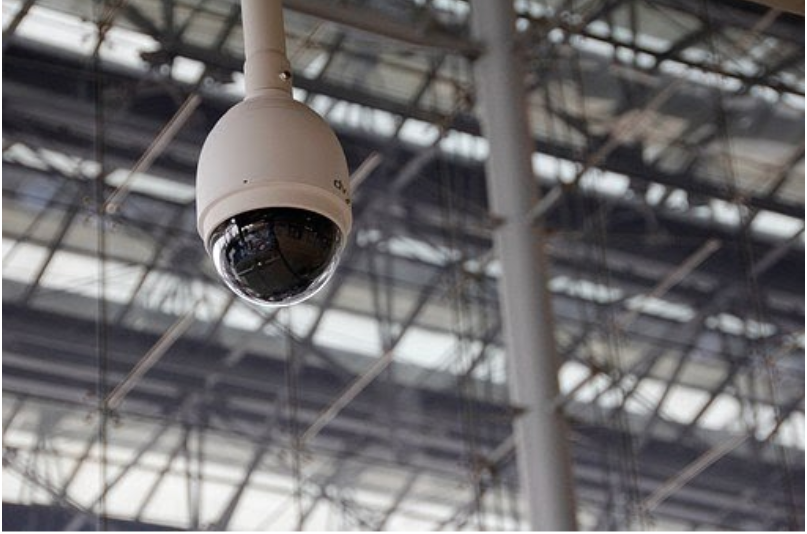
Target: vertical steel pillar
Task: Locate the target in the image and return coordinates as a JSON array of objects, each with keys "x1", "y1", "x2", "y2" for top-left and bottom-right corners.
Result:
[{"x1": 469, "y1": 1, "x2": 577, "y2": 529}]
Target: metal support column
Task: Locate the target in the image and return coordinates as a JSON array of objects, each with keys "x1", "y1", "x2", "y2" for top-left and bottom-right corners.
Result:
[{"x1": 469, "y1": 1, "x2": 577, "y2": 530}]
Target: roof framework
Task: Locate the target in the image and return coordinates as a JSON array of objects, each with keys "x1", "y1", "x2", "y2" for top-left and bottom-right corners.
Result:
[{"x1": 2, "y1": 0, "x2": 804, "y2": 530}]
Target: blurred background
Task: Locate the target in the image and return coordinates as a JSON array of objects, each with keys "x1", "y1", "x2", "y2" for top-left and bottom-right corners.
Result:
[{"x1": 2, "y1": 0, "x2": 804, "y2": 530}]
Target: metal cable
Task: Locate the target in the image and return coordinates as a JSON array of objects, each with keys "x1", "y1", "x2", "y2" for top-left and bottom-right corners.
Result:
[
  {"x1": 91, "y1": 0, "x2": 111, "y2": 530},
  {"x1": 700, "y1": 2, "x2": 801, "y2": 528},
  {"x1": 570, "y1": 26, "x2": 647, "y2": 528}
]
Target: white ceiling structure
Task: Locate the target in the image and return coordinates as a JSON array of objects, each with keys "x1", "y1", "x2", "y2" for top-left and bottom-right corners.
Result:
[{"x1": 2, "y1": 0, "x2": 804, "y2": 530}]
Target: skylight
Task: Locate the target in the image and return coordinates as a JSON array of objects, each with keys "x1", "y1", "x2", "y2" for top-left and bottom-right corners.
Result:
[
  {"x1": 38, "y1": 250, "x2": 145, "y2": 304},
  {"x1": 222, "y1": 301, "x2": 266, "y2": 332},
  {"x1": 750, "y1": 211, "x2": 805, "y2": 241},
  {"x1": 625, "y1": 295, "x2": 696, "y2": 323},
  {"x1": 383, "y1": 236, "x2": 456, "y2": 266},
  {"x1": 549, "y1": 275, "x2": 624, "y2": 304},
  {"x1": 106, "y1": 169, "x2": 196, "y2": 204},
  {"x1": 440, "y1": 130, "x2": 490, "y2": 162},
  {"x1": 394, "y1": 326, "x2": 457, "y2": 368},
  {"x1": 698, "y1": 393, "x2": 743, "y2": 431},
  {"x1": 171, "y1": 56, "x2": 206, "y2": 85},
  {"x1": 2, "y1": 238, "x2": 50, "y2": 285},
  {"x1": 398, "y1": 118, "x2": 441, "y2": 147},
  {"x1": 314, "y1": 309, "x2": 383, "y2": 357},
  {"x1": 705, "y1": 313, "x2": 777, "y2": 340},
  {"x1": 658, "y1": 383, "x2": 711, "y2": 424},
  {"x1": 14, "y1": 5, "x2": 157, "y2": 69}
]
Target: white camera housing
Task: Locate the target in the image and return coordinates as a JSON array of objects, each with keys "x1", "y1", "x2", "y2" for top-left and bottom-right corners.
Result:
[
  {"x1": 196, "y1": 96, "x2": 351, "y2": 243},
  {"x1": 196, "y1": 94, "x2": 351, "y2": 307},
  {"x1": 196, "y1": 0, "x2": 351, "y2": 307}
]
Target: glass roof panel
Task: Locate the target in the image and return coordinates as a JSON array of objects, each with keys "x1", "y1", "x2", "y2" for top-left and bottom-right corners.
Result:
[{"x1": 2, "y1": 0, "x2": 803, "y2": 529}]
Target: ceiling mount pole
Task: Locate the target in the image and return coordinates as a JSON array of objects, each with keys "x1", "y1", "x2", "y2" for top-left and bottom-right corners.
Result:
[
  {"x1": 240, "y1": 0, "x2": 292, "y2": 98},
  {"x1": 469, "y1": 0, "x2": 577, "y2": 529}
]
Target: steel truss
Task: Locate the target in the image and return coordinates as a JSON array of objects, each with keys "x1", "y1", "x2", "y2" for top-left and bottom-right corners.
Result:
[{"x1": 2, "y1": 0, "x2": 804, "y2": 530}]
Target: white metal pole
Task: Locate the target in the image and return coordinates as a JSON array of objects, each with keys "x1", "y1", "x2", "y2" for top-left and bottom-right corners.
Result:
[
  {"x1": 240, "y1": 0, "x2": 292, "y2": 98},
  {"x1": 469, "y1": 0, "x2": 577, "y2": 529}
]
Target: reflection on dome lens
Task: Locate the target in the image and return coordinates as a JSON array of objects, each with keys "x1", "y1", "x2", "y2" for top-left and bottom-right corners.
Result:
[{"x1": 209, "y1": 208, "x2": 342, "y2": 306}]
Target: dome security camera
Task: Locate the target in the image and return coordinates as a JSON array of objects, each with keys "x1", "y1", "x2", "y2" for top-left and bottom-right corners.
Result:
[{"x1": 196, "y1": 0, "x2": 351, "y2": 307}]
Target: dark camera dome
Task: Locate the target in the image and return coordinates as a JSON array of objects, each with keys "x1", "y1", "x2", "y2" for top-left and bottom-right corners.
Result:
[{"x1": 208, "y1": 208, "x2": 343, "y2": 307}]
